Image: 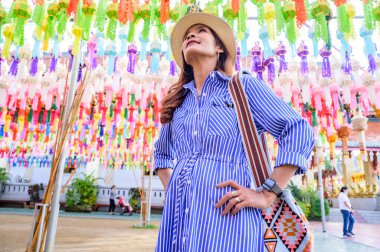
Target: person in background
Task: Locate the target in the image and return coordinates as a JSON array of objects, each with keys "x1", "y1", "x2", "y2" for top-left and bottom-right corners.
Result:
[
  {"x1": 338, "y1": 186, "x2": 355, "y2": 238},
  {"x1": 108, "y1": 185, "x2": 116, "y2": 215}
]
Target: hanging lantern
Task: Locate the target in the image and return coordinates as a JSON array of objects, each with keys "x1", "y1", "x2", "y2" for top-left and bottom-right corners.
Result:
[
  {"x1": 251, "y1": 42, "x2": 262, "y2": 74},
  {"x1": 328, "y1": 133, "x2": 338, "y2": 161},
  {"x1": 2, "y1": 24, "x2": 15, "y2": 59},
  {"x1": 31, "y1": 0, "x2": 45, "y2": 28},
  {"x1": 82, "y1": 1, "x2": 97, "y2": 41},
  {"x1": 203, "y1": 2, "x2": 218, "y2": 15},
  {"x1": 263, "y1": 2, "x2": 275, "y2": 41},
  {"x1": 271, "y1": 0, "x2": 285, "y2": 35},
  {"x1": 282, "y1": 1, "x2": 297, "y2": 46},
  {"x1": 343, "y1": 3, "x2": 356, "y2": 41},
  {"x1": 374, "y1": 3, "x2": 380, "y2": 34},
  {"x1": 351, "y1": 93, "x2": 369, "y2": 161},
  {"x1": 223, "y1": 0, "x2": 238, "y2": 29},
  {"x1": 311, "y1": 0, "x2": 331, "y2": 45},
  {"x1": 0, "y1": 3, "x2": 7, "y2": 43},
  {"x1": 57, "y1": 0, "x2": 69, "y2": 36},
  {"x1": 95, "y1": 0, "x2": 107, "y2": 32},
  {"x1": 138, "y1": 4, "x2": 151, "y2": 41},
  {"x1": 13, "y1": 0, "x2": 32, "y2": 46},
  {"x1": 160, "y1": 0, "x2": 170, "y2": 24},
  {"x1": 43, "y1": 2, "x2": 59, "y2": 51},
  {"x1": 106, "y1": 1, "x2": 119, "y2": 41},
  {"x1": 71, "y1": 24, "x2": 83, "y2": 55},
  {"x1": 118, "y1": 0, "x2": 134, "y2": 25},
  {"x1": 251, "y1": 0, "x2": 266, "y2": 26},
  {"x1": 337, "y1": 125, "x2": 350, "y2": 164},
  {"x1": 363, "y1": 0, "x2": 376, "y2": 31},
  {"x1": 294, "y1": 0, "x2": 307, "y2": 27},
  {"x1": 334, "y1": 0, "x2": 349, "y2": 35}
]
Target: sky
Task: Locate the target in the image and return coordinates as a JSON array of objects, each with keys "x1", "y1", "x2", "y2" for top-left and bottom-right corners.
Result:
[{"x1": 2, "y1": 0, "x2": 379, "y2": 67}]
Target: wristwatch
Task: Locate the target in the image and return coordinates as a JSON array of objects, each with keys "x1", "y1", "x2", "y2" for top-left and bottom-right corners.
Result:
[{"x1": 262, "y1": 178, "x2": 283, "y2": 198}]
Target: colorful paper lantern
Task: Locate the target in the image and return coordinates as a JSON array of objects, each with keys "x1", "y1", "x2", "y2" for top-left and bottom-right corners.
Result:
[
  {"x1": 282, "y1": 1, "x2": 297, "y2": 45},
  {"x1": 57, "y1": 0, "x2": 69, "y2": 36},
  {"x1": 13, "y1": 0, "x2": 32, "y2": 46},
  {"x1": 311, "y1": 0, "x2": 331, "y2": 45},
  {"x1": 82, "y1": 1, "x2": 97, "y2": 41},
  {"x1": 106, "y1": 2, "x2": 119, "y2": 41}
]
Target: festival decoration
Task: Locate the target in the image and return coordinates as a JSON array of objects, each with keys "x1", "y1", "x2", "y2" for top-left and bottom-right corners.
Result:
[
  {"x1": 82, "y1": 0, "x2": 97, "y2": 41},
  {"x1": 2, "y1": 24, "x2": 15, "y2": 58},
  {"x1": 351, "y1": 93, "x2": 369, "y2": 161},
  {"x1": 363, "y1": 0, "x2": 376, "y2": 31},
  {"x1": 282, "y1": 1, "x2": 297, "y2": 47},
  {"x1": 0, "y1": 3, "x2": 6, "y2": 43},
  {"x1": 345, "y1": 3, "x2": 356, "y2": 40},
  {"x1": 237, "y1": 0, "x2": 247, "y2": 40},
  {"x1": 294, "y1": 0, "x2": 307, "y2": 27},
  {"x1": 0, "y1": 0, "x2": 378, "y2": 180},
  {"x1": 106, "y1": 1, "x2": 119, "y2": 41},
  {"x1": 311, "y1": 0, "x2": 331, "y2": 46},
  {"x1": 57, "y1": 0, "x2": 69, "y2": 36},
  {"x1": 251, "y1": 0, "x2": 265, "y2": 27},
  {"x1": 13, "y1": 0, "x2": 32, "y2": 46},
  {"x1": 263, "y1": 2, "x2": 275, "y2": 41},
  {"x1": 43, "y1": 2, "x2": 58, "y2": 51},
  {"x1": 222, "y1": 0, "x2": 237, "y2": 30}
]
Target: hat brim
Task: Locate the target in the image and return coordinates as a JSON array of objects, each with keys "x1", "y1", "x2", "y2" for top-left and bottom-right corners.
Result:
[{"x1": 170, "y1": 13, "x2": 236, "y2": 70}]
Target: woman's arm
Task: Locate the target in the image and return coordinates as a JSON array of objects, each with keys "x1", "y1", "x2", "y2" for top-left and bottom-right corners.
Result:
[
  {"x1": 154, "y1": 123, "x2": 174, "y2": 190},
  {"x1": 157, "y1": 168, "x2": 173, "y2": 190},
  {"x1": 216, "y1": 75, "x2": 314, "y2": 214}
]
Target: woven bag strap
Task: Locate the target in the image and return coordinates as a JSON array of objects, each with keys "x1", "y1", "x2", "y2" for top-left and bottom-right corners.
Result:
[{"x1": 228, "y1": 71, "x2": 271, "y2": 187}]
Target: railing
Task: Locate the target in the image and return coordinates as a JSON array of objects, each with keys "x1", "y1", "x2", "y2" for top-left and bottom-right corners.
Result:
[{"x1": 0, "y1": 183, "x2": 165, "y2": 208}]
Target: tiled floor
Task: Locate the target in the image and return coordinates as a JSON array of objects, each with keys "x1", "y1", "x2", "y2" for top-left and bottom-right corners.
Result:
[
  {"x1": 1, "y1": 207, "x2": 380, "y2": 251},
  {"x1": 311, "y1": 221, "x2": 380, "y2": 251}
]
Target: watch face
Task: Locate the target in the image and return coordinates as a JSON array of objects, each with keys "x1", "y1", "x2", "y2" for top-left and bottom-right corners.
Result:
[{"x1": 265, "y1": 178, "x2": 276, "y2": 189}]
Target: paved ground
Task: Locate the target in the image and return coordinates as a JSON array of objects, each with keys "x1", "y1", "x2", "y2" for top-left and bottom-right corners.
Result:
[{"x1": 0, "y1": 208, "x2": 379, "y2": 252}]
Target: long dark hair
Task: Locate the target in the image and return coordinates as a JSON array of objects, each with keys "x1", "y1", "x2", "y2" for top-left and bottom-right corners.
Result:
[
  {"x1": 340, "y1": 186, "x2": 348, "y2": 192},
  {"x1": 160, "y1": 28, "x2": 233, "y2": 124}
]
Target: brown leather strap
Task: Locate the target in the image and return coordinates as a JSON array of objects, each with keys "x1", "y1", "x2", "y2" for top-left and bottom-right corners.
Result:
[{"x1": 228, "y1": 72, "x2": 271, "y2": 187}]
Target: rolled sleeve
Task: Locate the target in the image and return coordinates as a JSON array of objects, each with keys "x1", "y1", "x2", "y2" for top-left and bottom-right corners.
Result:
[
  {"x1": 153, "y1": 123, "x2": 174, "y2": 172},
  {"x1": 243, "y1": 75, "x2": 315, "y2": 175}
]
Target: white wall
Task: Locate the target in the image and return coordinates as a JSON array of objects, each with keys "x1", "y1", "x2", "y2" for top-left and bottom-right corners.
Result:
[{"x1": 1, "y1": 157, "x2": 164, "y2": 190}]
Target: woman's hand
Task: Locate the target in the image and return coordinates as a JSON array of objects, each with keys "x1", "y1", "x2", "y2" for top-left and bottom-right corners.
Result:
[{"x1": 215, "y1": 180, "x2": 277, "y2": 215}]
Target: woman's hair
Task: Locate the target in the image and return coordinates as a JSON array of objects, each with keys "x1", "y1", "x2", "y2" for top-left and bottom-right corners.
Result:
[
  {"x1": 340, "y1": 186, "x2": 348, "y2": 192},
  {"x1": 111, "y1": 185, "x2": 115, "y2": 189},
  {"x1": 160, "y1": 28, "x2": 233, "y2": 124}
]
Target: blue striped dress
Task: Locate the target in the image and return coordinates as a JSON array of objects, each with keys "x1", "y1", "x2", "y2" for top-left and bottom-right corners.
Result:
[{"x1": 154, "y1": 71, "x2": 314, "y2": 252}]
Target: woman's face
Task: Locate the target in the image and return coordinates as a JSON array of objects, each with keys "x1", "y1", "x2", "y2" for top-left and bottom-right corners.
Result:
[{"x1": 182, "y1": 24, "x2": 222, "y2": 66}]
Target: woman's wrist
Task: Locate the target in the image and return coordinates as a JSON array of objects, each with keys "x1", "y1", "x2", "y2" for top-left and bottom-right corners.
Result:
[{"x1": 261, "y1": 189, "x2": 277, "y2": 207}]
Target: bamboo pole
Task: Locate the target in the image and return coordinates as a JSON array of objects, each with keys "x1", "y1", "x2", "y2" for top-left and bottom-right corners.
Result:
[{"x1": 27, "y1": 62, "x2": 91, "y2": 251}]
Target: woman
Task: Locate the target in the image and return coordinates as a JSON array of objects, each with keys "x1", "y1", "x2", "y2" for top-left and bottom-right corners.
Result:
[
  {"x1": 154, "y1": 11, "x2": 314, "y2": 251},
  {"x1": 108, "y1": 185, "x2": 116, "y2": 215},
  {"x1": 338, "y1": 186, "x2": 355, "y2": 238}
]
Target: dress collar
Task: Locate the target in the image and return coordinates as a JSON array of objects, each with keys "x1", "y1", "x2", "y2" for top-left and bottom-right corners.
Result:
[{"x1": 183, "y1": 70, "x2": 230, "y2": 90}]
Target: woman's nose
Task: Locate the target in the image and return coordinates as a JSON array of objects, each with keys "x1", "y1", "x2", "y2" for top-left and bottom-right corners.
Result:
[{"x1": 186, "y1": 33, "x2": 195, "y2": 40}]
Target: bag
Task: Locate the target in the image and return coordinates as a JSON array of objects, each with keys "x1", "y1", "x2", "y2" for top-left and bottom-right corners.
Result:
[{"x1": 228, "y1": 71, "x2": 314, "y2": 252}]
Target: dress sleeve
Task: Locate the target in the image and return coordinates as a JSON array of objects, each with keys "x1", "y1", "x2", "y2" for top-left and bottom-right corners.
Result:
[
  {"x1": 242, "y1": 75, "x2": 315, "y2": 175},
  {"x1": 153, "y1": 122, "x2": 175, "y2": 172}
]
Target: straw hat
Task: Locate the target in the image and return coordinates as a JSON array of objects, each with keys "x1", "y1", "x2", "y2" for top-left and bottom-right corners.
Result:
[{"x1": 170, "y1": 11, "x2": 236, "y2": 70}]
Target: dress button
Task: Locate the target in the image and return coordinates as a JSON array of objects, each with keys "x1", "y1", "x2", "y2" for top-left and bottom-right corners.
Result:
[
  {"x1": 187, "y1": 180, "x2": 191, "y2": 184},
  {"x1": 193, "y1": 131, "x2": 197, "y2": 135},
  {"x1": 182, "y1": 237, "x2": 186, "y2": 243},
  {"x1": 185, "y1": 208, "x2": 189, "y2": 214},
  {"x1": 202, "y1": 93, "x2": 206, "y2": 97}
]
